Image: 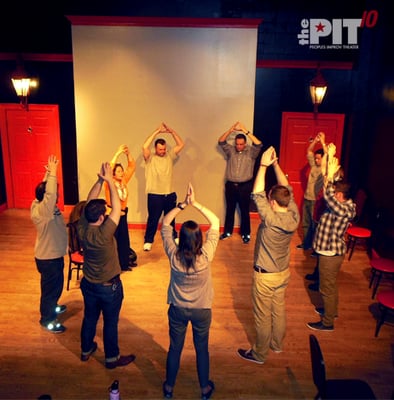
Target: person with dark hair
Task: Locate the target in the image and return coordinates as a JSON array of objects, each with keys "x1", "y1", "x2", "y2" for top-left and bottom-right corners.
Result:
[
  {"x1": 297, "y1": 132, "x2": 326, "y2": 251},
  {"x1": 218, "y1": 121, "x2": 262, "y2": 243},
  {"x1": 31, "y1": 154, "x2": 68, "y2": 333},
  {"x1": 161, "y1": 183, "x2": 219, "y2": 400},
  {"x1": 142, "y1": 122, "x2": 184, "y2": 251},
  {"x1": 77, "y1": 162, "x2": 135, "y2": 369},
  {"x1": 307, "y1": 144, "x2": 356, "y2": 332},
  {"x1": 237, "y1": 146, "x2": 300, "y2": 364},
  {"x1": 104, "y1": 144, "x2": 136, "y2": 271}
]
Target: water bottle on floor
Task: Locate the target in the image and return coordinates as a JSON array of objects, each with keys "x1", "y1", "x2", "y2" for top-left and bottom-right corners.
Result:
[{"x1": 109, "y1": 380, "x2": 120, "y2": 400}]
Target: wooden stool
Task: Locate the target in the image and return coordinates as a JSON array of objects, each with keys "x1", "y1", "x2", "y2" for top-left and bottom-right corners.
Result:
[
  {"x1": 369, "y1": 257, "x2": 394, "y2": 299},
  {"x1": 375, "y1": 290, "x2": 394, "y2": 337},
  {"x1": 346, "y1": 226, "x2": 371, "y2": 261}
]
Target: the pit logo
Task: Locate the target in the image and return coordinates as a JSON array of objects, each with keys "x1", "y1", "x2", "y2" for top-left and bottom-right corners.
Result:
[{"x1": 297, "y1": 10, "x2": 378, "y2": 49}]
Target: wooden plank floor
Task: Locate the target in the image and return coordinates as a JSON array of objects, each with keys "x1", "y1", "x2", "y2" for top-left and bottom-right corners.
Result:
[{"x1": 0, "y1": 209, "x2": 393, "y2": 400}]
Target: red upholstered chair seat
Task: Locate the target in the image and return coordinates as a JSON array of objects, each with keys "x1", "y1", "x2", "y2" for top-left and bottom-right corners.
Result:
[{"x1": 375, "y1": 290, "x2": 394, "y2": 337}]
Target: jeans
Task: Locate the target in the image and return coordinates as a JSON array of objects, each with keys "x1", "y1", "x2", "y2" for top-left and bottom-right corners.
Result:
[
  {"x1": 302, "y1": 199, "x2": 316, "y2": 249},
  {"x1": 144, "y1": 192, "x2": 177, "y2": 243},
  {"x1": 80, "y1": 276, "x2": 124, "y2": 362},
  {"x1": 224, "y1": 180, "x2": 253, "y2": 236},
  {"x1": 35, "y1": 257, "x2": 64, "y2": 325},
  {"x1": 319, "y1": 254, "x2": 344, "y2": 326},
  {"x1": 252, "y1": 268, "x2": 290, "y2": 362},
  {"x1": 166, "y1": 304, "x2": 212, "y2": 389}
]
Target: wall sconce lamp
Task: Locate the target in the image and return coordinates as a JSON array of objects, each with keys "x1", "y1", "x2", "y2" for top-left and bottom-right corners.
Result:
[
  {"x1": 11, "y1": 57, "x2": 38, "y2": 111},
  {"x1": 310, "y1": 68, "x2": 327, "y2": 115}
]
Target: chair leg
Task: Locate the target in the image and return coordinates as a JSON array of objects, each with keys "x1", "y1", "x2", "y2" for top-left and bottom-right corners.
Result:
[
  {"x1": 372, "y1": 272, "x2": 382, "y2": 299},
  {"x1": 375, "y1": 305, "x2": 388, "y2": 337},
  {"x1": 67, "y1": 263, "x2": 72, "y2": 291},
  {"x1": 347, "y1": 236, "x2": 356, "y2": 261},
  {"x1": 369, "y1": 268, "x2": 377, "y2": 289}
]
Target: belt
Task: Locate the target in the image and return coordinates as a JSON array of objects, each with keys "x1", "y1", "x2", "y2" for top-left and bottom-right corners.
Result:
[
  {"x1": 102, "y1": 274, "x2": 120, "y2": 286},
  {"x1": 254, "y1": 265, "x2": 270, "y2": 273},
  {"x1": 227, "y1": 180, "x2": 252, "y2": 186}
]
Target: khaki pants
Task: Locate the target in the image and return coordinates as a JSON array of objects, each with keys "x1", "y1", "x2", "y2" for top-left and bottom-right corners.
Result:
[
  {"x1": 319, "y1": 254, "x2": 344, "y2": 326},
  {"x1": 251, "y1": 268, "x2": 290, "y2": 362}
]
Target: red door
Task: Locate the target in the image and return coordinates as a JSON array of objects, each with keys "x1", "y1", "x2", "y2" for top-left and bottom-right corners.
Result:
[
  {"x1": 279, "y1": 112, "x2": 345, "y2": 211},
  {"x1": 0, "y1": 104, "x2": 63, "y2": 209}
]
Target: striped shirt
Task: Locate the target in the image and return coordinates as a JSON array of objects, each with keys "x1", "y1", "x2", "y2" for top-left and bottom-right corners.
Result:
[{"x1": 313, "y1": 183, "x2": 356, "y2": 255}]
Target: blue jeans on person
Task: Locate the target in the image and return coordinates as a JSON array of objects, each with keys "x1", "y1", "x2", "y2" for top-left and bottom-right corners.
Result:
[
  {"x1": 35, "y1": 257, "x2": 64, "y2": 326},
  {"x1": 144, "y1": 192, "x2": 177, "y2": 243},
  {"x1": 80, "y1": 276, "x2": 124, "y2": 363},
  {"x1": 166, "y1": 304, "x2": 212, "y2": 389},
  {"x1": 224, "y1": 180, "x2": 253, "y2": 236},
  {"x1": 302, "y1": 199, "x2": 316, "y2": 249}
]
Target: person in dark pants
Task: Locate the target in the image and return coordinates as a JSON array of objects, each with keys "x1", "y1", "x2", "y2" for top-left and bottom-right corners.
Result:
[
  {"x1": 161, "y1": 183, "x2": 219, "y2": 400},
  {"x1": 142, "y1": 122, "x2": 184, "y2": 251},
  {"x1": 218, "y1": 121, "x2": 262, "y2": 243},
  {"x1": 31, "y1": 154, "x2": 68, "y2": 334},
  {"x1": 105, "y1": 144, "x2": 137, "y2": 271},
  {"x1": 78, "y1": 161, "x2": 135, "y2": 369}
]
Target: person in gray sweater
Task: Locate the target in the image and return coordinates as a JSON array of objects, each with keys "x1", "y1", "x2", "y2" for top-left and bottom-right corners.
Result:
[
  {"x1": 161, "y1": 183, "x2": 219, "y2": 400},
  {"x1": 31, "y1": 154, "x2": 68, "y2": 333}
]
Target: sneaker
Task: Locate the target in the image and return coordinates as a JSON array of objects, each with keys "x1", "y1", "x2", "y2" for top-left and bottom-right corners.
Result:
[
  {"x1": 162, "y1": 381, "x2": 173, "y2": 399},
  {"x1": 237, "y1": 348, "x2": 264, "y2": 364},
  {"x1": 143, "y1": 242, "x2": 152, "y2": 251},
  {"x1": 242, "y1": 235, "x2": 250, "y2": 244},
  {"x1": 81, "y1": 342, "x2": 98, "y2": 362},
  {"x1": 41, "y1": 320, "x2": 66, "y2": 334},
  {"x1": 270, "y1": 346, "x2": 283, "y2": 353},
  {"x1": 314, "y1": 307, "x2": 338, "y2": 318},
  {"x1": 201, "y1": 380, "x2": 215, "y2": 400},
  {"x1": 55, "y1": 304, "x2": 67, "y2": 314},
  {"x1": 308, "y1": 282, "x2": 319, "y2": 291},
  {"x1": 105, "y1": 354, "x2": 136, "y2": 369},
  {"x1": 220, "y1": 232, "x2": 232, "y2": 240},
  {"x1": 306, "y1": 321, "x2": 334, "y2": 331}
]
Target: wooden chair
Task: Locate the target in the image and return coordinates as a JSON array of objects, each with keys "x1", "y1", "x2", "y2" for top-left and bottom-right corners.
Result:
[
  {"x1": 375, "y1": 290, "x2": 394, "y2": 337},
  {"x1": 66, "y1": 221, "x2": 84, "y2": 290},
  {"x1": 309, "y1": 334, "x2": 376, "y2": 399},
  {"x1": 368, "y1": 249, "x2": 394, "y2": 299}
]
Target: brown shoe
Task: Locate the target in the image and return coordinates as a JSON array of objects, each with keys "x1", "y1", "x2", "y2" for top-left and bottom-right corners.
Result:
[{"x1": 105, "y1": 354, "x2": 136, "y2": 369}]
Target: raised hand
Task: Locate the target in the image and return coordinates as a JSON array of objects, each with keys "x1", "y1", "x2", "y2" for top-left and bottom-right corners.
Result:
[{"x1": 260, "y1": 146, "x2": 277, "y2": 167}]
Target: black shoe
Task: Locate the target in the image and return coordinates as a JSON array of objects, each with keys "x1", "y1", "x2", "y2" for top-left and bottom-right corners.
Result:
[
  {"x1": 121, "y1": 266, "x2": 133, "y2": 272},
  {"x1": 105, "y1": 354, "x2": 136, "y2": 369},
  {"x1": 129, "y1": 260, "x2": 138, "y2": 267},
  {"x1": 242, "y1": 235, "x2": 250, "y2": 244},
  {"x1": 41, "y1": 320, "x2": 66, "y2": 334},
  {"x1": 55, "y1": 305, "x2": 67, "y2": 314},
  {"x1": 308, "y1": 282, "x2": 319, "y2": 291},
  {"x1": 306, "y1": 321, "x2": 334, "y2": 331},
  {"x1": 162, "y1": 381, "x2": 173, "y2": 399},
  {"x1": 237, "y1": 348, "x2": 264, "y2": 364},
  {"x1": 296, "y1": 244, "x2": 304, "y2": 249},
  {"x1": 81, "y1": 342, "x2": 98, "y2": 362},
  {"x1": 314, "y1": 307, "x2": 338, "y2": 318},
  {"x1": 310, "y1": 251, "x2": 318, "y2": 258},
  {"x1": 220, "y1": 233, "x2": 231, "y2": 240},
  {"x1": 201, "y1": 381, "x2": 215, "y2": 400},
  {"x1": 305, "y1": 272, "x2": 319, "y2": 281}
]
